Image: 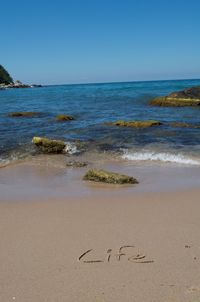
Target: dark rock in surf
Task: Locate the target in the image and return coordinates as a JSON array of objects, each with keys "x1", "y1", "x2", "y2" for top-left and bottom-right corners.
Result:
[
  {"x1": 150, "y1": 86, "x2": 200, "y2": 107},
  {"x1": 56, "y1": 114, "x2": 75, "y2": 121},
  {"x1": 8, "y1": 112, "x2": 40, "y2": 117},
  {"x1": 109, "y1": 120, "x2": 162, "y2": 128},
  {"x1": 83, "y1": 169, "x2": 138, "y2": 184},
  {"x1": 32, "y1": 136, "x2": 66, "y2": 153},
  {"x1": 170, "y1": 122, "x2": 200, "y2": 128}
]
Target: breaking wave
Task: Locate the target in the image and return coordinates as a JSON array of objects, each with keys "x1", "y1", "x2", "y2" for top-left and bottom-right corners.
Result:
[
  {"x1": 64, "y1": 141, "x2": 78, "y2": 154},
  {"x1": 122, "y1": 150, "x2": 200, "y2": 165}
]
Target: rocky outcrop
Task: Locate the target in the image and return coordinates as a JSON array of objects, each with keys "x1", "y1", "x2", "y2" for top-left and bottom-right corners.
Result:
[
  {"x1": 109, "y1": 120, "x2": 162, "y2": 128},
  {"x1": 8, "y1": 81, "x2": 30, "y2": 88},
  {"x1": 169, "y1": 86, "x2": 200, "y2": 99},
  {"x1": 8, "y1": 112, "x2": 40, "y2": 117},
  {"x1": 30, "y1": 84, "x2": 42, "y2": 88},
  {"x1": 0, "y1": 65, "x2": 42, "y2": 89},
  {"x1": 0, "y1": 65, "x2": 13, "y2": 85},
  {"x1": 83, "y1": 169, "x2": 138, "y2": 184},
  {"x1": 150, "y1": 86, "x2": 200, "y2": 107},
  {"x1": 56, "y1": 114, "x2": 75, "y2": 121},
  {"x1": 32, "y1": 137, "x2": 66, "y2": 153}
]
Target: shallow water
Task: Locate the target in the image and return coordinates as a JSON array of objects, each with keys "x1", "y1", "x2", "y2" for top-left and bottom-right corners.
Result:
[{"x1": 1, "y1": 79, "x2": 200, "y2": 166}]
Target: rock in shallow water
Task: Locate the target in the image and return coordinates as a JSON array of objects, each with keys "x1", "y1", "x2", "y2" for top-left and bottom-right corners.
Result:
[
  {"x1": 150, "y1": 86, "x2": 200, "y2": 107},
  {"x1": 170, "y1": 122, "x2": 200, "y2": 128},
  {"x1": 83, "y1": 169, "x2": 138, "y2": 184},
  {"x1": 8, "y1": 112, "x2": 40, "y2": 117},
  {"x1": 109, "y1": 120, "x2": 162, "y2": 128},
  {"x1": 66, "y1": 161, "x2": 88, "y2": 168},
  {"x1": 56, "y1": 114, "x2": 75, "y2": 121},
  {"x1": 32, "y1": 137, "x2": 66, "y2": 153}
]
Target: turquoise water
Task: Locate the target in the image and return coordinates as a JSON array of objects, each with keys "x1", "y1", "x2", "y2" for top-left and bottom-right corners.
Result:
[{"x1": 1, "y1": 79, "x2": 200, "y2": 165}]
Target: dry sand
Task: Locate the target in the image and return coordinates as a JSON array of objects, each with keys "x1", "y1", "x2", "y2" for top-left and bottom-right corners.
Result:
[
  {"x1": 1, "y1": 191, "x2": 200, "y2": 301},
  {"x1": 0, "y1": 161, "x2": 200, "y2": 301}
]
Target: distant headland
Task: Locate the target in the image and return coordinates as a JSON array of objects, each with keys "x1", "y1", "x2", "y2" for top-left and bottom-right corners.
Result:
[{"x1": 0, "y1": 64, "x2": 42, "y2": 89}]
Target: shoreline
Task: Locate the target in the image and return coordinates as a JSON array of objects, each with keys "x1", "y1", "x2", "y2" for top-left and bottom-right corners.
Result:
[{"x1": 1, "y1": 155, "x2": 200, "y2": 202}]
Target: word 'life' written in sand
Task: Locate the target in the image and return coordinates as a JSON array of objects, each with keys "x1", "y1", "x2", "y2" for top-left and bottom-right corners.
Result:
[{"x1": 78, "y1": 245, "x2": 154, "y2": 264}]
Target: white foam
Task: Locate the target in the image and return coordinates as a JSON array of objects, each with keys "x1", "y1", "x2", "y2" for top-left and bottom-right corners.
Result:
[
  {"x1": 0, "y1": 159, "x2": 10, "y2": 168},
  {"x1": 64, "y1": 142, "x2": 78, "y2": 154},
  {"x1": 0, "y1": 152, "x2": 28, "y2": 168},
  {"x1": 122, "y1": 150, "x2": 200, "y2": 165}
]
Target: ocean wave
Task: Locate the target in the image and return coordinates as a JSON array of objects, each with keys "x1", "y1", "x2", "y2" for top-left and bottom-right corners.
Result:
[
  {"x1": 0, "y1": 158, "x2": 11, "y2": 168},
  {"x1": 122, "y1": 150, "x2": 200, "y2": 165},
  {"x1": 0, "y1": 154, "x2": 24, "y2": 168},
  {"x1": 0, "y1": 141, "x2": 79, "y2": 167},
  {"x1": 64, "y1": 142, "x2": 78, "y2": 154}
]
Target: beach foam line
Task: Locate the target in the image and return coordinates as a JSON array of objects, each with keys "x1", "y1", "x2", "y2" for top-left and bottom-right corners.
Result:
[
  {"x1": 0, "y1": 141, "x2": 79, "y2": 168},
  {"x1": 0, "y1": 155, "x2": 22, "y2": 168},
  {"x1": 64, "y1": 141, "x2": 78, "y2": 154},
  {"x1": 122, "y1": 150, "x2": 200, "y2": 165},
  {"x1": 0, "y1": 159, "x2": 10, "y2": 168}
]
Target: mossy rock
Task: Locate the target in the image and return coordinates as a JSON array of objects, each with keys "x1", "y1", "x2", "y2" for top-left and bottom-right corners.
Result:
[
  {"x1": 110, "y1": 120, "x2": 162, "y2": 128},
  {"x1": 83, "y1": 169, "x2": 138, "y2": 184},
  {"x1": 56, "y1": 114, "x2": 75, "y2": 121},
  {"x1": 150, "y1": 97, "x2": 200, "y2": 107},
  {"x1": 150, "y1": 86, "x2": 200, "y2": 107},
  {"x1": 66, "y1": 161, "x2": 88, "y2": 168},
  {"x1": 32, "y1": 136, "x2": 66, "y2": 153},
  {"x1": 8, "y1": 112, "x2": 40, "y2": 117}
]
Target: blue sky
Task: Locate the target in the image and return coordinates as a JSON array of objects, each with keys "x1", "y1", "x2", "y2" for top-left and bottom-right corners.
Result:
[{"x1": 1, "y1": 0, "x2": 200, "y2": 84}]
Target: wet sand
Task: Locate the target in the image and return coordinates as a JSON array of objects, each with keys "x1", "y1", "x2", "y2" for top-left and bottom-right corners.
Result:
[
  {"x1": 0, "y1": 160, "x2": 200, "y2": 301},
  {"x1": 1, "y1": 154, "x2": 200, "y2": 201}
]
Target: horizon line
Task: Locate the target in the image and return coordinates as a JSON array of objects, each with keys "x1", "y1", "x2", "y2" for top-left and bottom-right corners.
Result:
[{"x1": 42, "y1": 77, "x2": 200, "y2": 87}]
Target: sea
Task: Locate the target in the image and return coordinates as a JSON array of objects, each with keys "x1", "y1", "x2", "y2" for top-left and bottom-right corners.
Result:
[{"x1": 1, "y1": 78, "x2": 200, "y2": 167}]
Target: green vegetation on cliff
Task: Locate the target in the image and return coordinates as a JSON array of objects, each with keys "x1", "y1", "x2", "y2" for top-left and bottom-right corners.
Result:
[{"x1": 0, "y1": 65, "x2": 13, "y2": 85}]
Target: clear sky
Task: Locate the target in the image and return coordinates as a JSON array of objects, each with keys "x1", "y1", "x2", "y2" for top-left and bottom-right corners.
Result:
[{"x1": 1, "y1": 0, "x2": 200, "y2": 84}]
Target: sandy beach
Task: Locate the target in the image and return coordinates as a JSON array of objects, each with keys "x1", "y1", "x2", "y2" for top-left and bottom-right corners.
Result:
[
  {"x1": 0, "y1": 161, "x2": 200, "y2": 302},
  {"x1": 1, "y1": 0, "x2": 200, "y2": 300}
]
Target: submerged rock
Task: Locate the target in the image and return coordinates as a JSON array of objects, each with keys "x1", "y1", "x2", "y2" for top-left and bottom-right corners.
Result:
[
  {"x1": 170, "y1": 122, "x2": 200, "y2": 128},
  {"x1": 66, "y1": 161, "x2": 88, "y2": 168},
  {"x1": 8, "y1": 112, "x2": 40, "y2": 117},
  {"x1": 56, "y1": 114, "x2": 75, "y2": 121},
  {"x1": 150, "y1": 86, "x2": 200, "y2": 107},
  {"x1": 110, "y1": 120, "x2": 162, "y2": 128},
  {"x1": 32, "y1": 137, "x2": 66, "y2": 153},
  {"x1": 83, "y1": 169, "x2": 138, "y2": 184}
]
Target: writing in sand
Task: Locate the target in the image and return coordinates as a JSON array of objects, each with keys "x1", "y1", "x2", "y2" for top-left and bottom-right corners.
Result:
[{"x1": 78, "y1": 245, "x2": 154, "y2": 264}]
